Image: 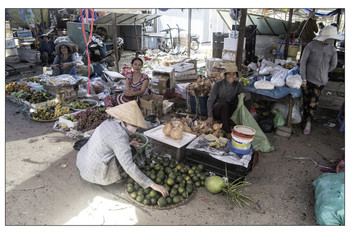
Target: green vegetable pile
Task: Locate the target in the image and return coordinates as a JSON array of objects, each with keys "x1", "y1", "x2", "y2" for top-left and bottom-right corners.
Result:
[
  {"x1": 126, "y1": 150, "x2": 208, "y2": 208},
  {"x1": 70, "y1": 100, "x2": 94, "y2": 109}
]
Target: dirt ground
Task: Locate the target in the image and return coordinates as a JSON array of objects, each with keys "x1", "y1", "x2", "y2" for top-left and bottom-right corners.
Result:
[{"x1": 3, "y1": 50, "x2": 346, "y2": 231}]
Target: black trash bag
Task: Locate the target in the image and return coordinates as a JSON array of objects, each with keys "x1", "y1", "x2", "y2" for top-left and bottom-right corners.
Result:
[
  {"x1": 73, "y1": 137, "x2": 91, "y2": 151},
  {"x1": 258, "y1": 118, "x2": 275, "y2": 133}
]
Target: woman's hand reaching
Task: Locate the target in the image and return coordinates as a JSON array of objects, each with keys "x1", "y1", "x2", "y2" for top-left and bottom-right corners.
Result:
[{"x1": 150, "y1": 183, "x2": 169, "y2": 197}]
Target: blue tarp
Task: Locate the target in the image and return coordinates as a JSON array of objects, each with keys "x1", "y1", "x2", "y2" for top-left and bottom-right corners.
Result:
[{"x1": 245, "y1": 68, "x2": 302, "y2": 99}]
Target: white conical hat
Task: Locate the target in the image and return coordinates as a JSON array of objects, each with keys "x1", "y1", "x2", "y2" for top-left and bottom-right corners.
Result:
[
  {"x1": 106, "y1": 100, "x2": 148, "y2": 129},
  {"x1": 314, "y1": 25, "x2": 344, "y2": 41}
]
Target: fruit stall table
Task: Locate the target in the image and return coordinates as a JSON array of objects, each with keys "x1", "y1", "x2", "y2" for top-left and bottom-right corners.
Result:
[
  {"x1": 244, "y1": 82, "x2": 302, "y2": 127},
  {"x1": 185, "y1": 135, "x2": 258, "y2": 181},
  {"x1": 143, "y1": 124, "x2": 197, "y2": 161}
]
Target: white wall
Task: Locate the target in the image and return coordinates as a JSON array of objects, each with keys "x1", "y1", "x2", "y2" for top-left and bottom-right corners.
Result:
[{"x1": 155, "y1": 9, "x2": 231, "y2": 43}]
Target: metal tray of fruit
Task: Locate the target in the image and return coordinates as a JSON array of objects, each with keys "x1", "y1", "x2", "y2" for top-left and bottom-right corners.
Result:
[
  {"x1": 69, "y1": 99, "x2": 98, "y2": 112},
  {"x1": 29, "y1": 114, "x2": 59, "y2": 122}
]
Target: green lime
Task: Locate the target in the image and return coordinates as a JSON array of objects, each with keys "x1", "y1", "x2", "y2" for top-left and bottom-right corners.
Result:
[
  {"x1": 149, "y1": 190, "x2": 157, "y2": 198},
  {"x1": 136, "y1": 194, "x2": 144, "y2": 202},
  {"x1": 173, "y1": 196, "x2": 181, "y2": 204},
  {"x1": 130, "y1": 192, "x2": 137, "y2": 199},
  {"x1": 143, "y1": 198, "x2": 151, "y2": 205},
  {"x1": 126, "y1": 186, "x2": 134, "y2": 193},
  {"x1": 167, "y1": 178, "x2": 175, "y2": 186},
  {"x1": 150, "y1": 197, "x2": 157, "y2": 205},
  {"x1": 166, "y1": 197, "x2": 172, "y2": 204},
  {"x1": 157, "y1": 197, "x2": 167, "y2": 207}
]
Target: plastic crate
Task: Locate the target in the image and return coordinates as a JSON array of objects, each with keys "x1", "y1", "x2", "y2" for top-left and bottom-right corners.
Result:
[{"x1": 185, "y1": 149, "x2": 259, "y2": 181}]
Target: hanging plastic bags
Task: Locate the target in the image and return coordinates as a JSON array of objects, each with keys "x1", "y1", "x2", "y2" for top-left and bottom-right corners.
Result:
[{"x1": 231, "y1": 93, "x2": 274, "y2": 152}]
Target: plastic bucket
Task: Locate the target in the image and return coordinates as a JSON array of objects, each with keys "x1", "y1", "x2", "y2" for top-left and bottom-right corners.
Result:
[
  {"x1": 231, "y1": 138, "x2": 252, "y2": 150},
  {"x1": 132, "y1": 132, "x2": 149, "y2": 155},
  {"x1": 228, "y1": 140, "x2": 253, "y2": 156}
]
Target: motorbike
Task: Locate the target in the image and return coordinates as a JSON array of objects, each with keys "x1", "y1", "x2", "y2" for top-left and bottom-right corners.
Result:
[
  {"x1": 82, "y1": 33, "x2": 124, "y2": 76},
  {"x1": 157, "y1": 24, "x2": 200, "y2": 53}
]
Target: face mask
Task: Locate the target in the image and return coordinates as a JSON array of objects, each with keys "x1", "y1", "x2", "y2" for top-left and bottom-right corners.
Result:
[{"x1": 126, "y1": 124, "x2": 138, "y2": 133}]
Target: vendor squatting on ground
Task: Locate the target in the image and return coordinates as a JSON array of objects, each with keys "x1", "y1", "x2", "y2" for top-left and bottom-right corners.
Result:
[
  {"x1": 76, "y1": 100, "x2": 169, "y2": 197},
  {"x1": 206, "y1": 63, "x2": 251, "y2": 138}
]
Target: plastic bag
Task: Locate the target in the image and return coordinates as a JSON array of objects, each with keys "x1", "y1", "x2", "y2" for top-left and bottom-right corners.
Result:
[
  {"x1": 231, "y1": 93, "x2": 274, "y2": 152},
  {"x1": 271, "y1": 100, "x2": 302, "y2": 124},
  {"x1": 273, "y1": 111, "x2": 285, "y2": 128},
  {"x1": 313, "y1": 172, "x2": 345, "y2": 225},
  {"x1": 254, "y1": 80, "x2": 275, "y2": 90},
  {"x1": 286, "y1": 74, "x2": 302, "y2": 89},
  {"x1": 270, "y1": 69, "x2": 288, "y2": 87},
  {"x1": 122, "y1": 64, "x2": 133, "y2": 77}
]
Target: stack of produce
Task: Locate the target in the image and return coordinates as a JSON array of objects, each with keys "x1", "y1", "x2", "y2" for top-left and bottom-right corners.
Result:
[
  {"x1": 27, "y1": 91, "x2": 55, "y2": 104},
  {"x1": 30, "y1": 103, "x2": 70, "y2": 121},
  {"x1": 186, "y1": 76, "x2": 214, "y2": 97},
  {"x1": 74, "y1": 108, "x2": 109, "y2": 132},
  {"x1": 69, "y1": 100, "x2": 95, "y2": 110},
  {"x1": 126, "y1": 151, "x2": 209, "y2": 208},
  {"x1": 5, "y1": 82, "x2": 33, "y2": 96},
  {"x1": 162, "y1": 118, "x2": 184, "y2": 140}
]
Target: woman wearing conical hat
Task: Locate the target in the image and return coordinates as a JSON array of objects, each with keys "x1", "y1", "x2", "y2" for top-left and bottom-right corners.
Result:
[
  {"x1": 206, "y1": 63, "x2": 251, "y2": 138},
  {"x1": 300, "y1": 25, "x2": 344, "y2": 135},
  {"x1": 76, "y1": 100, "x2": 168, "y2": 197}
]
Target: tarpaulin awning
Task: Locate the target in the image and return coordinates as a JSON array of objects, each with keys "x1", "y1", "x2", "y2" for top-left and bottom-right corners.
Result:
[{"x1": 92, "y1": 12, "x2": 161, "y2": 25}]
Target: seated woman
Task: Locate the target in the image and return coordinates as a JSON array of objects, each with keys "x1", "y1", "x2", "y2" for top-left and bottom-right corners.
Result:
[
  {"x1": 104, "y1": 57, "x2": 150, "y2": 108},
  {"x1": 51, "y1": 41, "x2": 77, "y2": 76},
  {"x1": 206, "y1": 64, "x2": 251, "y2": 138}
]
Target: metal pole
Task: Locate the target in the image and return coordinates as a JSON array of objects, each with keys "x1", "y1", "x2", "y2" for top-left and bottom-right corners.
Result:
[
  {"x1": 236, "y1": 9, "x2": 247, "y2": 71},
  {"x1": 112, "y1": 13, "x2": 119, "y2": 72},
  {"x1": 284, "y1": 8, "x2": 293, "y2": 60},
  {"x1": 187, "y1": 9, "x2": 192, "y2": 58}
]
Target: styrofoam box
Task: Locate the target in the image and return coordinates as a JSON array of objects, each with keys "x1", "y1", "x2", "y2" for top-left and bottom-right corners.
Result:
[
  {"x1": 223, "y1": 37, "x2": 246, "y2": 51},
  {"x1": 163, "y1": 101, "x2": 174, "y2": 114},
  {"x1": 171, "y1": 62, "x2": 194, "y2": 72}
]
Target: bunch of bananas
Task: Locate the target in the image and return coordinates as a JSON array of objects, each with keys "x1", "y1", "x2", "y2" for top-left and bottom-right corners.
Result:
[
  {"x1": 23, "y1": 77, "x2": 41, "y2": 83},
  {"x1": 27, "y1": 92, "x2": 55, "y2": 104},
  {"x1": 31, "y1": 103, "x2": 71, "y2": 120},
  {"x1": 6, "y1": 82, "x2": 33, "y2": 96},
  {"x1": 239, "y1": 77, "x2": 251, "y2": 87},
  {"x1": 11, "y1": 90, "x2": 32, "y2": 99}
]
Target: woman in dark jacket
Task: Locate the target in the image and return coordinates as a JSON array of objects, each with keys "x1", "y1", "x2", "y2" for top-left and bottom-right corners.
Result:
[{"x1": 206, "y1": 64, "x2": 251, "y2": 138}]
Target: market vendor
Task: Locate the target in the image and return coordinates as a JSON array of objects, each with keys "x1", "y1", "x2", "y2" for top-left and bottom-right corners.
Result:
[
  {"x1": 206, "y1": 63, "x2": 251, "y2": 138},
  {"x1": 76, "y1": 100, "x2": 168, "y2": 197},
  {"x1": 104, "y1": 57, "x2": 150, "y2": 108},
  {"x1": 38, "y1": 34, "x2": 55, "y2": 66},
  {"x1": 300, "y1": 25, "x2": 343, "y2": 135},
  {"x1": 51, "y1": 41, "x2": 77, "y2": 76}
]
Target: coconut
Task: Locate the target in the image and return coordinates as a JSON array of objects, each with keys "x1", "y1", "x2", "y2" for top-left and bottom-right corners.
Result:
[
  {"x1": 163, "y1": 122, "x2": 173, "y2": 136},
  {"x1": 205, "y1": 176, "x2": 225, "y2": 194}
]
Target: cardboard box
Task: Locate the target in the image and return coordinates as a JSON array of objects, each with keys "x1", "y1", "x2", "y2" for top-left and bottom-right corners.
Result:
[{"x1": 140, "y1": 94, "x2": 164, "y2": 117}]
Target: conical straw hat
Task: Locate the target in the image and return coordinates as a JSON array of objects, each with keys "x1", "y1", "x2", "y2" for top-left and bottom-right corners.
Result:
[{"x1": 106, "y1": 100, "x2": 148, "y2": 129}]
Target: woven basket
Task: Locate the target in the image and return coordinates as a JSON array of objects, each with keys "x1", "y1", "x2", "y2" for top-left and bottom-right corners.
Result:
[{"x1": 125, "y1": 187, "x2": 196, "y2": 210}]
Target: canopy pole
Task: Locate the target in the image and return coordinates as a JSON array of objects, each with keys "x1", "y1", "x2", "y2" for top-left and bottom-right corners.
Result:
[
  {"x1": 236, "y1": 9, "x2": 247, "y2": 71},
  {"x1": 284, "y1": 8, "x2": 293, "y2": 60},
  {"x1": 112, "y1": 13, "x2": 119, "y2": 72},
  {"x1": 187, "y1": 9, "x2": 192, "y2": 58}
]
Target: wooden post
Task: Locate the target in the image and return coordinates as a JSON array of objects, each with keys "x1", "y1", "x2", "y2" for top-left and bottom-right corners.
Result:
[
  {"x1": 187, "y1": 9, "x2": 192, "y2": 58},
  {"x1": 112, "y1": 13, "x2": 119, "y2": 72},
  {"x1": 236, "y1": 9, "x2": 247, "y2": 71},
  {"x1": 284, "y1": 9, "x2": 293, "y2": 60}
]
